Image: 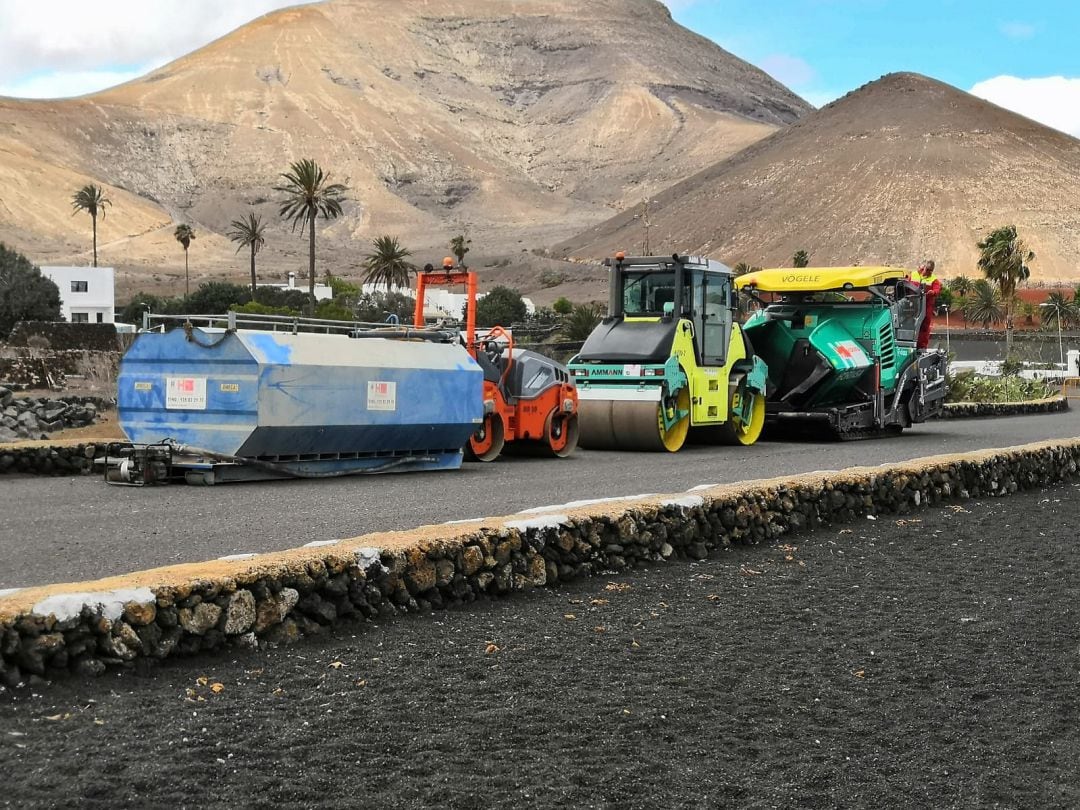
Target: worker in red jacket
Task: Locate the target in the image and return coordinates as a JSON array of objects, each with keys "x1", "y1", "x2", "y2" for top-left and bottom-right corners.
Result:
[{"x1": 909, "y1": 260, "x2": 942, "y2": 349}]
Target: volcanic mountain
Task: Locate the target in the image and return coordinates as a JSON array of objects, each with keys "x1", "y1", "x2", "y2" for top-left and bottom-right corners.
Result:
[
  {"x1": 558, "y1": 72, "x2": 1080, "y2": 281},
  {"x1": 0, "y1": 0, "x2": 809, "y2": 298}
]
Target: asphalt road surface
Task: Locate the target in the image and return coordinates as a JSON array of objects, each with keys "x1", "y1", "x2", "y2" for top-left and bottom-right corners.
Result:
[{"x1": 2, "y1": 409, "x2": 1078, "y2": 589}]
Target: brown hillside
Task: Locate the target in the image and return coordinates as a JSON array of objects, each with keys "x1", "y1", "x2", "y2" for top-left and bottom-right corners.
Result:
[
  {"x1": 557, "y1": 73, "x2": 1080, "y2": 281},
  {"x1": 0, "y1": 0, "x2": 809, "y2": 300}
]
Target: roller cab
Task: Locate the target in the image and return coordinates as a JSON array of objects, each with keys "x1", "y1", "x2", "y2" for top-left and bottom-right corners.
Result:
[
  {"x1": 568, "y1": 254, "x2": 767, "y2": 452},
  {"x1": 736, "y1": 267, "x2": 947, "y2": 438}
]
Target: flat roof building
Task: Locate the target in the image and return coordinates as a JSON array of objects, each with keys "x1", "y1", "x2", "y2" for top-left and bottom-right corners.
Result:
[{"x1": 40, "y1": 266, "x2": 115, "y2": 324}]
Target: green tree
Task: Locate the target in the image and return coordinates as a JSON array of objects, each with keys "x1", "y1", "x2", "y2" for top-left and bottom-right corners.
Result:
[
  {"x1": 0, "y1": 244, "x2": 62, "y2": 335},
  {"x1": 474, "y1": 286, "x2": 526, "y2": 328},
  {"x1": 227, "y1": 213, "x2": 266, "y2": 296},
  {"x1": 118, "y1": 293, "x2": 167, "y2": 326},
  {"x1": 71, "y1": 184, "x2": 111, "y2": 268},
  {"x1": 961, "y1": 279, "x2": 1004, "y2": 329},
  {"x1": 362, "y1": 235, "x2": 415, "y2": 290},
  {"x1": 354, "y1": 290, "x2": 417, "y2": 324},
  {"x1": 275, "y1": 158, "x2": 348, "y2": 299},
  {"x1": 174, "y1": 224, "x2": 196, "y2": 301},
  {"x1": 792, "y1": 250, "x2": 810, "y2": 268},
  {"x1": 562, "y1": 303, "x2": 604, "y2": 342},
  {"x1": 977, "y1": 225, "x2": 1035, "y2": 354},
  {"x1": 254, "y1": 286, "x2": 311, "y2": 311},
  {"x1": 732, "y1": 262, "x2": 752, "y2": 276},
  {"x1": 450, "y1": 234, "x2": 472, "y2": 268},
  {"x1": 186, "y1": 282, "x2": 252, "y2": 314},
  {"x1": 552, "y1": 296, "x2": 573, "y2": 315}
]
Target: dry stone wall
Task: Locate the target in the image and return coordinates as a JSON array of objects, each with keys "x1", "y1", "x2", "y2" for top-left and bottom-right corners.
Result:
[
  {"x1": 0, "y1": 441, "x2": 107, "y2": 477},
  {"x1": 2, "y1": 439, "x2": 1079, "y2": 687},
  {"x1": 941, "y1": 395, "x2": 1068, "y2": 418}
]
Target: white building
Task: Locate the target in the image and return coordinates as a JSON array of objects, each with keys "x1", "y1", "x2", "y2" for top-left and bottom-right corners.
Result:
[
  {"x1": 258, "y1": 272, "x2": 334, "y2": 301},
  {"x1": 40, "y1": 266, "x2": 115, "y2": 324}
]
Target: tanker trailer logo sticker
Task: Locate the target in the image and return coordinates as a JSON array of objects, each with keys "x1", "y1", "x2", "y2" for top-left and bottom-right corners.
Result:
[
  {"x1": 367, "y1": 381, "x2": 397, "y2": 411},
  {"x1": 166, "y1": 377, "x2": 208, "y2": 410}
]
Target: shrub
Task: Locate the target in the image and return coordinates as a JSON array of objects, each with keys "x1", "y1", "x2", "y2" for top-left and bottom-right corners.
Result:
[
  {"x1": 562, "y1": 303, "x2": 604, "y2": 342},
  {"x1": 539, "y1": 269, "x2": 567, "y2": 288},
  {"x1": 552, "y1": 297, "x2": 573, "y2": 315}
]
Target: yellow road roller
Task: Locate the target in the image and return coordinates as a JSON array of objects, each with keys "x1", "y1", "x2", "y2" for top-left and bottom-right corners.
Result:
[{"x1": 567, "y1": 253, "x2": 768, "y2": 452}]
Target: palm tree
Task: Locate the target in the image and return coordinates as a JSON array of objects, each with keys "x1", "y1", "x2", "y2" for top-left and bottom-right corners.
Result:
[
  {"x1": 228, "y1": 213, "x2": 267, "y2": 296},
  {"x1": 792, "y1": 250, "x2": 810, "y2": 268},
  {"x1": 362, "y1": 236, "x2": 415, "y2": 290},
  {"x1": 450, "y1": 235, "x2": 471, "y2": 268},
  {"x1": 275, "y1": 158, "x2": 348, "y2": 299},
  {"x1": 71, "y1": 184, "x2": 112, "y2": 267},
  {"x1": 961, "y1": 279, "x2": 1004, "y2": 329},
  {"x1": 732, "y1": 262, "x2": 752, "y2": 276},
  {"x1": 174, "y1": 224, "x2": 196, "y2": 300},
  {"x1": 977, "y1": 225, "x2": 1035, "y2": 355},
  {"x1": 1040, "y1": 291, "x2": 1078, "y2": 331},
  {"x1": 947, "y1": 276, "x2": 972, "y2": 298}
]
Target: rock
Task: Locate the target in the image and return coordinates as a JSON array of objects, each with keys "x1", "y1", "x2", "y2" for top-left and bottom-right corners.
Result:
[
  {"x1": 17, "y1": 632, "x2": 64, "y2": 675},
  {"x1": 178, "y1": 602, "x2": 222, "y2": 635},
  {"x1": 404, "y1": 560, "x2": 437, "y2": 594},
  {"x1": 435, "y1": 559, "x2": 456, "y2": 587},
  {"x1": 252, "y1": 587, "x2": 300, "y2": 634},
  {"x1": 106, "y1": 622, "x2": 142, "y2": 660},
  {"x1": 527, "y1": 554, "x2": 547, "y2": 586},
  {"x1": 660, "y1": 543, "x2": 674, "y2": 559},
  {"x1": 123, "y1": 601, "x2": 157, "y2": 626},
  {"x1": 221, "y1": 590, "x2": 256, "y2": 634},
  {"x1": 460, "y1": 547, "x2": 484, "y2": 576}
]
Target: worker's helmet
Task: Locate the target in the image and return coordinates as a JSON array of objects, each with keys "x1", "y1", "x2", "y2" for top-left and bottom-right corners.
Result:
[{"x1": 443, "y1": 257, "x2": 455, "y2": 269}]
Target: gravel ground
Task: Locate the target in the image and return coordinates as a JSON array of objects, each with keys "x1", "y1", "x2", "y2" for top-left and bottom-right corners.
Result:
[
  {"x1": 4, "y1": 407, "x2": 1080, "y2": 589},
  {"x1": 3, "y1": 484, "x2": 1080, "y2": 809}
]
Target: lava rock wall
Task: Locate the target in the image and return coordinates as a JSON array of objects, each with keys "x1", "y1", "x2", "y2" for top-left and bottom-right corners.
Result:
[{"x1": 2, "y1": 439, "x2": 1079, "y2": 687}]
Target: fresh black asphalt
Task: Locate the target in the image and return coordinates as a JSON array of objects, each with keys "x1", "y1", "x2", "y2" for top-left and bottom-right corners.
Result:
[{"x1": 2, "y1": 408, "x2": 1078, "y2": 589}]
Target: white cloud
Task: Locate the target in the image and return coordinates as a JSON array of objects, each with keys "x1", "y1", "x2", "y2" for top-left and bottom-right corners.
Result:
[
  {"x1": 0, "y1": 0, "x2": 319, "y2": 98},
  {"x1": 970, "y1": 75, "x2": 1080, "y2": 138}
]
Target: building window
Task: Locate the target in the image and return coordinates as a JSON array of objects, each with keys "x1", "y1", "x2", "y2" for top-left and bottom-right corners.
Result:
[
  {"x1": 71, "y1": 313, "x2": 89, "y2": 323},
  {"x1": 71, "y1": 280, "x2": 88, "y2": 293},
  {"x1": 96, "y1": 313, "x2": 104, "y2": 323}
]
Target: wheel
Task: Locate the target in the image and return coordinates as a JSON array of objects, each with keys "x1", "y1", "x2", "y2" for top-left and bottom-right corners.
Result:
[
  {"x1": 717, "y1": 375, "x2": 766, "y2": 446},
  {"x1": 657, "y1": 385, "x2": 691, "y2": 452},
  {"x1": 543, "y1": 411, "x2": 579, "y2": 458},
  {"x1": 464, "y1": 413, "x2": 505, "y2": 462}
]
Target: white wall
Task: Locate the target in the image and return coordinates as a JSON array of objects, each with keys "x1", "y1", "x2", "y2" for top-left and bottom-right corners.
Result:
[
  {"x1": 258, "y1": 272, "x2": 334, "y2": 301},
  {"x1": 40, "y1": 266, "x2": 115, "y2": 324}
]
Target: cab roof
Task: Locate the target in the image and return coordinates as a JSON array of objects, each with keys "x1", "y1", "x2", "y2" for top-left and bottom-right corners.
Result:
[{"x1": 735, "y1": 266, "x2": 909, "y2": 292}]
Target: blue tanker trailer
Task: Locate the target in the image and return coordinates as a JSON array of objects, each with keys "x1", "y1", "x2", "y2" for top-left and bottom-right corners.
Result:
[{"x1": 110, "y1": 314, "x2": 484, "y2": 484}]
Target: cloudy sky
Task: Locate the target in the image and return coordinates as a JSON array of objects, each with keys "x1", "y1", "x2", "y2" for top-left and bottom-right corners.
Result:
[{"x1": 0, "y1": 0, "x2": 1077, "y2": 137}]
